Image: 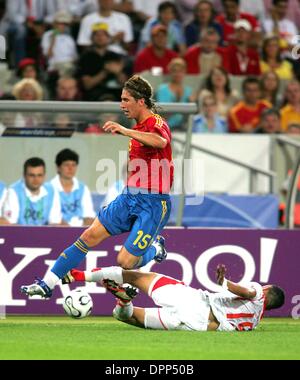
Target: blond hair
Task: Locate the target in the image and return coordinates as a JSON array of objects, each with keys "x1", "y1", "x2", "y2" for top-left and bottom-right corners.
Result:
[
  {"x1": 12, "y1": 78, "x2": 44, "y2": 101},
  {"x1": 167, "y1": 57, "x2": 187, "y2": 72}
]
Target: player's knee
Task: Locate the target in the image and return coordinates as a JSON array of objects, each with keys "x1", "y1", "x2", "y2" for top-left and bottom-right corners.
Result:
[
  {"x1": 117, "y1": 255, "x2": 135, "y2": 270},
  {"x1": 80, "y1": 227, "x2": 98, "y2": 247}
]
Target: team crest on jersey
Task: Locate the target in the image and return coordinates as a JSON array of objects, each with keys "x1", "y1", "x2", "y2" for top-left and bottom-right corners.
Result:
[{"x1": 154, "y1": 114, "x2": 164, "y2": 129}]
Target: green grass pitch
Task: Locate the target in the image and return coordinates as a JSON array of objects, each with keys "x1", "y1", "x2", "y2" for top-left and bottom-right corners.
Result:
[{"x1": 0, "y1": 316, "x2": 299, "y2": 360}]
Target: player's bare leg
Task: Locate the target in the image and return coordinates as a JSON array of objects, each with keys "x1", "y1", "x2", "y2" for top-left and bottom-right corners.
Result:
[
  {"x1": 80, "y1": 217, "x2": 111, "y2": 246},
  {"x1": 119, "y1": 307, "x2": 146, "y2": 328},
  {"x1": 117, "y1": 247, "x2": 141, "y2": 269},
  {"x1": 110, "y1": 271, "x2": 157, "y2": 328},
  {"x1": 122, "y1": 270, "x2": 157, "y2": 294}
]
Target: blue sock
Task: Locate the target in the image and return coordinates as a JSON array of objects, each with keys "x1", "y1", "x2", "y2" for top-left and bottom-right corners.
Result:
[
  {"x1": 135, "y1": 246, "x2": 156, "y2": 269},
  {"x1": 51, "y1": 239, "x2": 89, "y2": 279}
]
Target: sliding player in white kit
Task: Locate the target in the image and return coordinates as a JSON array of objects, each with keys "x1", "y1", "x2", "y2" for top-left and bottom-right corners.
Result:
[{"x1": 63, "y1": 264, "x2": 285, "y2": 331}]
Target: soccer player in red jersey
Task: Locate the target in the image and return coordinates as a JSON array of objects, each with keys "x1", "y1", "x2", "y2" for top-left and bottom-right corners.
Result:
[{"x1": 21, "y1": 75, "x2": 174, "y2": 298}]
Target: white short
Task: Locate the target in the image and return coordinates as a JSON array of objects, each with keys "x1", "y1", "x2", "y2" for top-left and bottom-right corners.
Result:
[{"x1": 144, "y1": 275, "x2": 211, "y2": 331}]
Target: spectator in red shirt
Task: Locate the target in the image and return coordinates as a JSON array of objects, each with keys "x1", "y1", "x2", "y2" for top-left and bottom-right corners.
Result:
[
  {"x1": 184, "y1": 28, "x2": 229, "y2": 74},
  {"x1": 134, "y1": 25, "x2": 178, "y2": 74},
  {"x1": 228, "y1": 77, "x2": 271, "y2": 133},
  {"x1": 215, "y1": 0, "x2": 261, "y2": 46},
  {"x1": 227, "y1": 19, "x2": 261, "y2": 76}
]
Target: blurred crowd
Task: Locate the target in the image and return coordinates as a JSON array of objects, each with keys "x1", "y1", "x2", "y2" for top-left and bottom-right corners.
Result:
[
  {"x1": 0, "y1": 149, "x2": 97, "y2": 226},
  {"x1": 0, "y1": 0, "x2": 299, "y2": 134}
]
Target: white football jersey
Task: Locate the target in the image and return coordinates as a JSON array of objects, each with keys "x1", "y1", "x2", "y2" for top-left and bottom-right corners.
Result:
[{"x1": 208, "y1": 282, "x2": 265, "y2": 331}]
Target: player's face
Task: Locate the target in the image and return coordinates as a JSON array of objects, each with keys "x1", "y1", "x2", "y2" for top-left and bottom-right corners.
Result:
[
  {"x1": 24, "y1": 166, "x2": 45, "y2": 192},
  {"x1": 58, "y1": 160, "x2": 77, "y2": 180},
  {"x1": 120, "y1": 89, "x2": 141, "y2": 119},
  {"x1": 262, "y1": 285, "x2": 272, "y2": 297}
]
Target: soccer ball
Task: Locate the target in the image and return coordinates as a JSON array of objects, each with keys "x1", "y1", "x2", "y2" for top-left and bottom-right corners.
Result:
[{"x1": 63, "y1": 289, "x2": 93, "y2": 319}]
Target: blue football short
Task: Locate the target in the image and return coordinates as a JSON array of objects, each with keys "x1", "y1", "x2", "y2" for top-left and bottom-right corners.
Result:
[{"x1": 98, "y1": 188, "x2": 171, "y2": 257}]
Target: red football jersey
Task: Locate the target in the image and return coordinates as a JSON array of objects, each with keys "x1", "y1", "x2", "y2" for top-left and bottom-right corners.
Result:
[
  {"x1": 228, "y1": 100, "x2": 271, "y2": 132},
  {"x1": 127, "y1": 114, "x2": 174, "y2": 193}
]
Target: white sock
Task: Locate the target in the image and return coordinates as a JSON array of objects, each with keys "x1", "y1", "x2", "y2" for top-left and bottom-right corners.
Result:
[
  {"x1": 85, "y1": 266, "x2": 124, "y2": 284},
  {"x1": 43, "y1": 271, "x2": 60, "y2": 290},
  {"x1": 113, "y1": 301, "x2": 133, "y2": 321},
  {"x1": 84, "y1": 270, "x2": 102, "y2": 282}
]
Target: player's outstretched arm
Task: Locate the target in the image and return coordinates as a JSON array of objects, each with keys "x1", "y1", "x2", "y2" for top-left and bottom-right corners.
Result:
[
  {"x1": 216, "y1": 264, "x2": 257, "y2": 299},
  {"x1": 103, "y1": 121, "x2": 167, "y2": 149}
]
